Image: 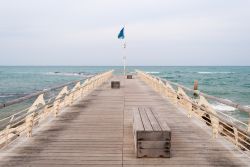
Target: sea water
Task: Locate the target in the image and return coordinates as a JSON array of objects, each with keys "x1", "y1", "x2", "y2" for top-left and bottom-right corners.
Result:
[
  {"x1": 0, "y1": 66, "x2": 112, "y2": 103},
  {"x1": 0, "y1": 66, "x2": 249, "y2": 121}
]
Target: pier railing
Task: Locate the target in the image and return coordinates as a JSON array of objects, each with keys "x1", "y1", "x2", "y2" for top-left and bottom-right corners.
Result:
[
  {"x1": 137, "y1": 70, "x2": 250, "y2": 154},
  {"x1": 0, "y1": 70, "x2": 113, "y2": 148}
]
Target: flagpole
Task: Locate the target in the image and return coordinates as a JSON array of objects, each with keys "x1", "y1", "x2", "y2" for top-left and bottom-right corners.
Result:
[{"x1": 123, "y1": 41, "x2": 126, "y2": 77}]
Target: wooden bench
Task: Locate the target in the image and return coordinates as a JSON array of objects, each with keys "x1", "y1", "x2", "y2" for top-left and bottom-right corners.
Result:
[
  {"x1": 127, "y1": 75, "x2": 133, "y2": 79},
  {"x1": 133, "y1": 107, "x2": 171, "y2": 158},
  {"x1": 111, "y1": 81, "x2": 120, "y2": 89}
]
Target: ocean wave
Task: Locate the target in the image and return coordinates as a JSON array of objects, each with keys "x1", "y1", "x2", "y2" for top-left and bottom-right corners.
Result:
[
  {"x1": 245, "y1": 105, "x2": 250, "y2": 109},
  {"x1": 0, "y1": 93, "x2": 27, "y2": 98},
  {"x1": 45, "y1": 72, "x2": 93, "y2": 77},
  {"x1": 211, "y1": 103, "x2": 236, "y2": 112},
  {"x1": 0, "y1": 95, "x2": 13, "y2": 98},
  {"x1": 164, "y1": 76, "x2": 174, "y2": 79},
  {"x1": 198, "y1": 72, "x2": 234, "y2": 74},
  {"x1": 146, "y1": 71, "x2": 160, "y2": 74}
]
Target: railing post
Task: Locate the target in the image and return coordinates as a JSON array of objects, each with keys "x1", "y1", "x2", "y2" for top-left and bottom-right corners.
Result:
[
  {"x1": 64, "y1": 94, "x2": 70, "y2": 107},
  {"x1": 164, "y1": 82, "x2": 177, "y2": 105},
  {"x1": 81, "y1": 80, "x2": 88, "y2": 97},
  {"x1": 80, "y1": 87, "x2": 84, "y2": 97},
  {"x1": 163, "y1": 84, "x2": 169, "y2": 98},
  {"x1": 25, "y1": 94, "x2": 45, "y2": 137},
  {"x1": 193, "y1": 80, "x2": 199, "y2": 97},
  {"x1": 233, "y1": 127, "x2": 239, "y2": 146},
  {"x1": 248, "y1": 116, "x2": 250, "y2": 132},
  {"x1": 177, "y1": 87, "x2": 192, "y2": 118},
  {"x1": 199, "y1": 96, "x2": 219, "y2": 138},
  {"x1": 86, "y1": 85, "x2": 89, "y2": 93},
  {"x1": 93, "y1": 79, "x2": 96, "y2": 88},
  {"x1": 42, "y1": 105, "x2": 49, "y2": 119},
  {"x1": 212, "y1": 123, "x2": 219, "y2": 139},
  {"x1": 159, "y1": 80, "x2": 164, "y2": 96},
  {"x1": 54, "y1": 99, "x2": 60, "y2": 117},
  {"x1": 71, "y1": 92, "x2": 75, "y2": 105},
  {"x1": 83, "y1": 86, "x2": 87, "y2": 96},
  {"x1": 92, "y1": 80, "x2": 94, "y2": 89},
  {"x1": 26, "y1": 112, "x2": 35, "y2": 137},
  {"x1": 54, "y1": 86, "x2": 69, "y2": 116},
  {"x1": 4, "y1": 115, "x2": 14, "y2": 145}
]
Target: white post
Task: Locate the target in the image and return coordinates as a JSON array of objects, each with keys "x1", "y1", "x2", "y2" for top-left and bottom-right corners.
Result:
[
  {"x1": 123, "y1": 41, "x2": 126, "y2": 77},
  {"x1": 123, "y1": 56, "x2": 126, "y2": 77}
]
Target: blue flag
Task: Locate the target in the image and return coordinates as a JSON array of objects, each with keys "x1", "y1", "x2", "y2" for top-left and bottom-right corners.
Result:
[{"x1": 118, "y1": 27, "x2": 125, "y2": 39}]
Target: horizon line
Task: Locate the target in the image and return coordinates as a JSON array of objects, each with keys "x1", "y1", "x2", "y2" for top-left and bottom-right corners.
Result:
[{"x1": 0, "y1": 65, "x2": 250, "y2": 67}]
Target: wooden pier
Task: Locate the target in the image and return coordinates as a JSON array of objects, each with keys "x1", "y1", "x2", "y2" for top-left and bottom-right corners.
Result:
[{"x1": 0, "y1": 74, "x2": 250, "y2": 166}]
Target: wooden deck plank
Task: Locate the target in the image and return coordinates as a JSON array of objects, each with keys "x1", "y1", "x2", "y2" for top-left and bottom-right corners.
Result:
[
  {"x1": 133, "y1": 108, "x2": 144, "y2": 131},
  {"x1": 144, "y1": 108, "x2": 162, "y2": 131},
  {"x1": 138, "y1": 108, "x2": 153, "y2": 131},
  {"x1": 0, "y1": 75, "x2": 249, "y2": 166}
]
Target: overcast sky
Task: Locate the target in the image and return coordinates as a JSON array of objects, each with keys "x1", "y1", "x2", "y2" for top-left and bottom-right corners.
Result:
[{"x1": 0, "y1": 0, "x2": 250, "y2": 66}]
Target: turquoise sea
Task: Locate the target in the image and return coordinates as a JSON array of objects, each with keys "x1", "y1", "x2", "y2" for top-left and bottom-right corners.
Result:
[{"x1": 0, "y1": 66, "x2": 249, "y2": 121}]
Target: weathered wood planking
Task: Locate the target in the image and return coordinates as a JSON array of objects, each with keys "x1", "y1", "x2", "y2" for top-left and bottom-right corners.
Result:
[{"x1": 0, "y1": 75, "x2": 249, "y2": 166}]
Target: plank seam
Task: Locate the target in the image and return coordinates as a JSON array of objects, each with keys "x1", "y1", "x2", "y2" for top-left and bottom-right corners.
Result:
[{"x1": 150, "y1": 107, "x2": 163, "y2": 131}]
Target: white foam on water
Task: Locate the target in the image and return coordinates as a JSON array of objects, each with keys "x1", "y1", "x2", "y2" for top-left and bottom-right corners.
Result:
[
  {"x1": 0, "y1": 95, "x2": 12, "y2": 98},
  {"x1": 146, "y1": 71, "x2": 160, "y2": 74},
  {"x1": 198, "y1": 72, "x2": 234, "y2": 74},
  {"x1": 245, "y1": 105, "x2": 250, "y2": 109},
  {"x1": 45, "y1": 72, "x2": 89, "y2": 77},
  {"x1": 0, "y1": 93, "x2": 27, "y2": 98},
  {"x1": 211, "y1": 103, "x2": 236, "y2": 112}
]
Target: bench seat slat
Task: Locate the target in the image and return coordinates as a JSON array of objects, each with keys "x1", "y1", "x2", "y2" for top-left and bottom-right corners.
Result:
[
  {"x1": 145, "y1": 108, "x2": 162, "y2": 131},
  {"x1": 139, "y1": 108, "x2": 153, "y2": 131},
  {"x1": 133, "y1": 108, "x2": 144, "y2": 131},
  {"x1": 153, "y1": 111, "x2": 171, "y2": 132}
]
